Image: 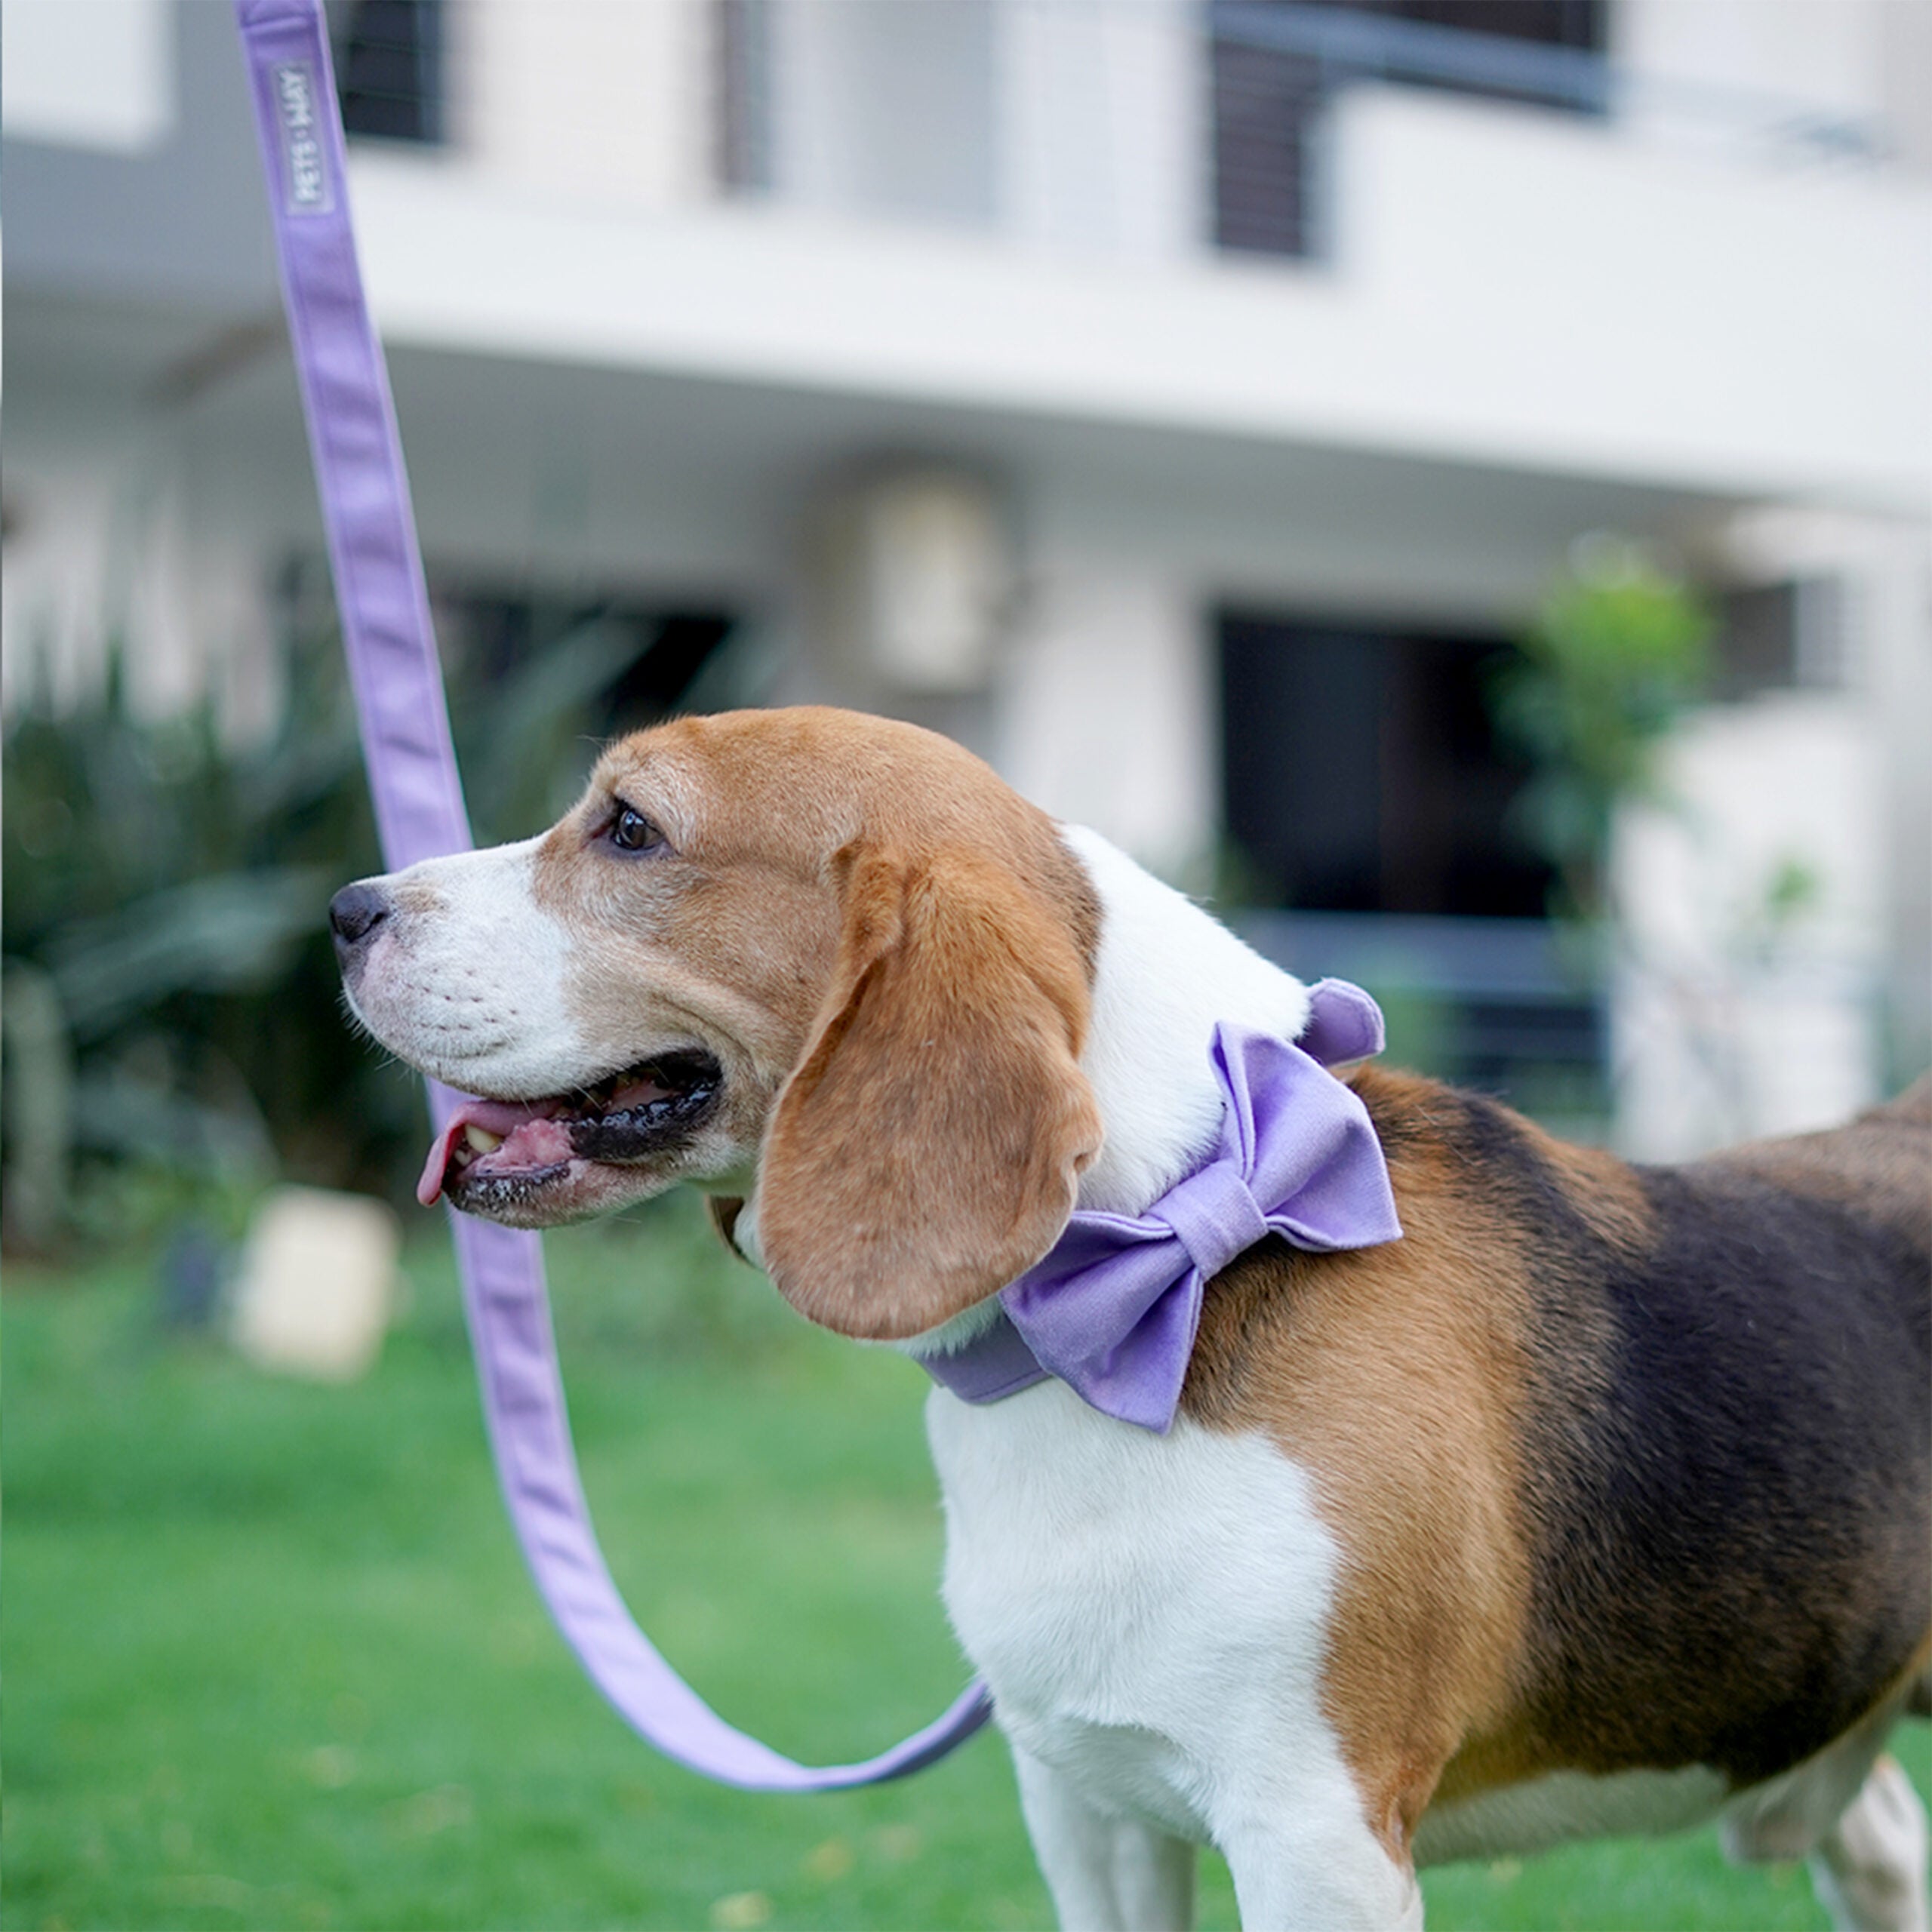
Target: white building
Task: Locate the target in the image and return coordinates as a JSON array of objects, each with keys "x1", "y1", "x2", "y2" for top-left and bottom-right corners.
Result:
[{"x1": 6, "y1": 0, "x2": 1928, "y2": 1149}]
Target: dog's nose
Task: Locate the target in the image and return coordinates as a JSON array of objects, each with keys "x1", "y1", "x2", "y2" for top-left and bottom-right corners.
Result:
[{"x1": 329, "y1": 881, "x2": 392, "y2": 955}]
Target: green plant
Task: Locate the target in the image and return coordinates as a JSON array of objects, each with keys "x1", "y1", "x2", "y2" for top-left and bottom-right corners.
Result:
[
  {"x1": 1, "y1": 598, "x2": 719, "y2": 1247},
  {"x1": 1491, "y1": 543, "x2": 1712, "y2": 924},
  {"x1": 2, "y1": 638, "x2": 374, "y2": 1244}
]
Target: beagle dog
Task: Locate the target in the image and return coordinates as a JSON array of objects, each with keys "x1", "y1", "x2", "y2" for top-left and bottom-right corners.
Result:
[{"x1": 331, "y1": 707, "x2": 1930, "y2": 1931}]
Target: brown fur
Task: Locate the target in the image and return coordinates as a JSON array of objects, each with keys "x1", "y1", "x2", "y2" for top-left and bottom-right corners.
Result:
[
  {"x1": 1706, "y1": 1074, "x2": 1932, "y2": 1254},
  {"x1": 1184, "y1": 1069, "x2": 1931, "y2": 1863},
  {"x1": 532, "y1": 709, "x2": 1103, "y2": 1333},
  {"x1": 758, "y1": 839, "x2": 1102, "y2": 1339},
  {"x1": 593, "y1": 715, "x2": 1922, "y2": 1856},
  {"x1": 1182, "y1": 1069, "x2": 1549, "y2": 1857},
  {"x1": 355, "y1": 703, "x2": 1926, "y2": 1878}
]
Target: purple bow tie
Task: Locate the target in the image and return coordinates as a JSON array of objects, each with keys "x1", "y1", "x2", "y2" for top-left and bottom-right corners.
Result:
[{"x1": 921, "y1": 979, "x2": 1402, "y2": 1433}]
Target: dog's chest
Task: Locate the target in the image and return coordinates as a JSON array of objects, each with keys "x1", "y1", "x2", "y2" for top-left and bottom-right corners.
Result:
[{"x1": 924, "y1": 1381, "x2": 1352, "y2": 1835}]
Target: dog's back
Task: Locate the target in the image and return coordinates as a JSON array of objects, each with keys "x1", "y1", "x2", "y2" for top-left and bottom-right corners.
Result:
[
  {"x1": 1536, "y1": 1078, "x2": 1930, "y2": 1789},
  {"x1": 1709, "y1": 1072, "x2": 1932, "y2": 1257},
  {"x1": 1183, "y1": 1068, "x2": 1930, "y2": 1854}
]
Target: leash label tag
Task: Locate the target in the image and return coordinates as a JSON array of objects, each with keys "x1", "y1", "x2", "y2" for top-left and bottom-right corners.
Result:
[{"x1": 272, "y1": 61, "x2": 332, "y2": 215}]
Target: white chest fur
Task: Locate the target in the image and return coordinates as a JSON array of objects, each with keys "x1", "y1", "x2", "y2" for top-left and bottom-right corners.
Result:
[
  {"x1": 927, "y1": 1380, "x2": 1357, "y2": 1841},
  {"x1": 1057, "y1": 827, "x2": 1310, "y2": 1217},
  {"x1": 918, "y1": 828, "x2": 1354, "y2": 1839},
  {"x1": 910, "y1": 826, "x2": 1419, "y2": 1924}
]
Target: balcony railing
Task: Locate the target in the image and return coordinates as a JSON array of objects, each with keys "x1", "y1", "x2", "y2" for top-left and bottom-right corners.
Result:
[
  {"x1": 1236, "y1": 908, "x2": 1609, "y2": 1130},
  {"x1": 318, "y1": 0, "x2": 1890, "y2": 263},
  {"x1": 1215, "y1": 2, "x2": 1615, "y2": 116},
  {"x1": 1211, "y1": 0, "x2": 1881, "y2": 257}
]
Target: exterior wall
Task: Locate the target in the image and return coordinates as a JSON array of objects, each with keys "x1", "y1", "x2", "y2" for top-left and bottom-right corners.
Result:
[
  {"x1": 324, "y1": 81, "x2": 1930, "y2": 515},
  {"x1": 2, "y1": 0, "x2": 176, "y2": 153},
  {"x1": 1, "y1": 416, "x2": 282, "y2": 739},
  {"x1": 1613, "y1": 500, "x2": 1932, "y2": 1155},
  {"x1": 1326, "y1": 84, "x2": 1929, "y2": 508},
  {"x1": 1866, "y1": 535, "x2": 1932, "y2": 1082},
  {"x1": 1879, "y1": 0, "x2": 1932, "y2": 172},
  {"x1": 451, "y1": 0, "x2": 715, "y2": 211},
  {"x1": 998, "y1": 0, "x2": 1203, "y2": 260},
  {"x1": 5, "y1": 0, "x2": 1927, "y2": 1139},
  {"x1": 1612, "y1": 694, "x2": 1886, "y2": 1156},
  {"x1": 1714, "y1": 506, "x2": 1932, "y2": 1090},
  {"x1": 1614, "y1": 0, "x2": 1894, "y2": 135},
  {"x1": 1, "y1": 0, "x2": 278, "y2": 312},
  {"x1": 10, "y1": 3, "x2": 1926, "y2": 509},
  {"x1": 768, "y1": 0, "x2": 1000, "y2": 227},
  {"x1": 1000, "y1": 555, "x2": 1211, "y2": 878}
]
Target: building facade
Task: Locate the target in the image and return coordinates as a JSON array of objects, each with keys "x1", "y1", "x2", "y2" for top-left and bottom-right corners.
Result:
[{"x1": 6, "y1": 0, "x2": 1929, "y2": 1149}]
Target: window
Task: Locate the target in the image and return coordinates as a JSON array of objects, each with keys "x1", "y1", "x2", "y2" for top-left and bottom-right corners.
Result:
[
  {"x1": 715, "y1": 0, "x2": 773, "y2": 193},
  {"x1": 1219, "y1": 612, "x2": 1601, "y2": 1115},
  {"x1": 1218, "y1": 614, "x2": 1550, "y2": 916},
  {"x1": 335, "y1": 0, "x2": 443, "y2": 146},
  {"x1": 1211, "y1": 0, "x2": 1607, "y2": 257},
  {"x1": 1712, "y1": 580, "x2": 1844, "y2": 700}
]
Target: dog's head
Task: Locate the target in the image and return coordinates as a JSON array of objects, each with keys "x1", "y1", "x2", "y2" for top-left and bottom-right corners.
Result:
[{"x1": 332, "y1": 707, "x2": 1103, "y2": 1340}]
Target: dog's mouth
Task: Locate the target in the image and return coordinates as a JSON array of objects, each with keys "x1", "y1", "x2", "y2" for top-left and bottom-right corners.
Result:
[{"x1": 420, "y1": 1051, "x2": 723, "y2": 1213}]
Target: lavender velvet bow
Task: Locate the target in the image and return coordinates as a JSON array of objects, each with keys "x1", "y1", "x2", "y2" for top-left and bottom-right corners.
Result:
[{"x1": 922, "y1": 980, "x2": 1402, "y2": 1433}]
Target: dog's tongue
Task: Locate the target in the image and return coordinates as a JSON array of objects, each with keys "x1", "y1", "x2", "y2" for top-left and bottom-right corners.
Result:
[
  {"x1": 417, "y1": 1096, "x2": 566, "y2": 1207},
  {"x1": 417, "y1": 1072, "x2": 679, "y2": 1206}
]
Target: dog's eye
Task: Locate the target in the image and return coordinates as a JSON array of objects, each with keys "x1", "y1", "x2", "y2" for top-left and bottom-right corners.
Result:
[{"x1": 606, "y1": 803, "x2": 664, "y2": 854}]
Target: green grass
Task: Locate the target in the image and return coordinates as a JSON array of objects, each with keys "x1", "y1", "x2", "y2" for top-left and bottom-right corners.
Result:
[{"x1": 8, "y1": 1195, "x2": 1926, "y2": 1930}]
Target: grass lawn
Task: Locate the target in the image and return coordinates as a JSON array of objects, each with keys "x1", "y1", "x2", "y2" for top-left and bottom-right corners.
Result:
[{"x1": 8, "y1": 1193, "x2": 1926, "y2": 1930}]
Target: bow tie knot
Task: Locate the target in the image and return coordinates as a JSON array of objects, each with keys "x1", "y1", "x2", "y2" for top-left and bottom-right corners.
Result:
[
  {"x1": 921, "y1": 980, "x2": 1404, "y2": 1433},
  {"x1": 1156, "y1": 1159, "x2": 1270, "y2": 1284}
]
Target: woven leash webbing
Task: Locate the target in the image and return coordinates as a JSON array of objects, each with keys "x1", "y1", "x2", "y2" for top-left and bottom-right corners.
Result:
[{"x1": 232, "y1": 0, "x2": 991, "y2": 1789}]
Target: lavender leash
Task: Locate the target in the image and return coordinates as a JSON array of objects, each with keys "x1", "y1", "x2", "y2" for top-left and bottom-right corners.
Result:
[{"x1": 233, "y1": 0, "x2": 990, "y2": 1789}]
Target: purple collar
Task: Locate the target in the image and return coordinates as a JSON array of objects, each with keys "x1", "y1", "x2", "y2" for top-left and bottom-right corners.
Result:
[{"x1": 921, "y1": 979, "x2": 1402, "y2": 1432}]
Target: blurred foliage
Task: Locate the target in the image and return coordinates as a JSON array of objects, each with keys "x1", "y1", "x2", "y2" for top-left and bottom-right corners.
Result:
[
  {"x1": 4, "y1": 632, "x2": 381, "y2": 1248},
  {"x1": 1753, "y1": 852, "x2": 1826, "y2": 962},
  {"x1": 1491, "y1": 543, "x2": 1712, "y2": 924},
  {"x1": 2, "y1": 594, "x2": 730, "y2": 1250}
]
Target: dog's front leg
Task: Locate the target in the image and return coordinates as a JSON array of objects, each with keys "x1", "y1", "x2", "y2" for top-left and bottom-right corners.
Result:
[
  {"x1": 1012, "y1": 1744, "x2": 1195, "y2": 1932},
  {"x1": 1217, "y1": 1803, "x2": 1422, "y2": 1932}
]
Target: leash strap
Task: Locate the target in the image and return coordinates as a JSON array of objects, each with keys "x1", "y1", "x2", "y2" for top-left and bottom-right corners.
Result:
[{"x1": 233, "y1": 0, "x2": 991, "y2": 1789}]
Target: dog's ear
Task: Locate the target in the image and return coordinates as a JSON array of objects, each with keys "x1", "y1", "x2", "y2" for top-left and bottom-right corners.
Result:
[{"x1": 755, "y1": 841, "x2": 1102, "y2": 1341}]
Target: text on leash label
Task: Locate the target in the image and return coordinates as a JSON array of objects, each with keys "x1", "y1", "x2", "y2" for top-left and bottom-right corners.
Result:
[{"x1": 273, "y1": 62, "x2": 331, "y2": 215}]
